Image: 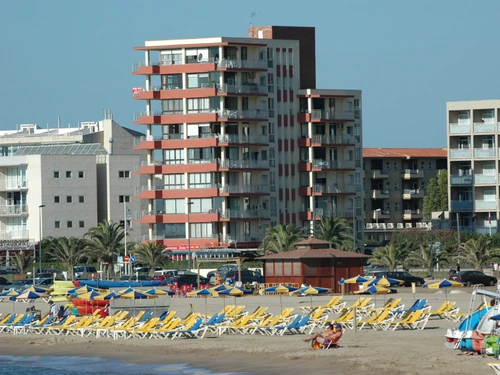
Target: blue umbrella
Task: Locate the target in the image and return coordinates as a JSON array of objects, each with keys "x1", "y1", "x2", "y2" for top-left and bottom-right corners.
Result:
[
  {"x1": 367, "y1": 277, "x2": 402, "y2": 287},
  {"x1": 264, "y1": 285, "x2": 299, "y2": 313},
  {"x1": 188, "y1": 288, "x2": 213, "y2": 317},
  {"x1": 218, "y1": 286, "x2": 252, "y2": 306}
]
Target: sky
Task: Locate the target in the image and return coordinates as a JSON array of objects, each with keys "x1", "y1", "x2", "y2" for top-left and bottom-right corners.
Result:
[{"x1": 1, "y1": 0, "x2": 499, "y2": 148}]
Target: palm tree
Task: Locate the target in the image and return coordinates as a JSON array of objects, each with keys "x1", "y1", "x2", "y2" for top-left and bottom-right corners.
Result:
[
  {"x1": 10, "y1": 251, "x2": 34, "y2": 275},
  {"x1": 369, "y1": 244, "x2": 404, "y2": 271},
  {"x1": 260, "y1": 224, "x2": 306, "y2": 253},
  {"x1": 83, "y1": 221, "x2": 125, "y2": 279},
  {"x1": 46, "y1": 237, "x2": 86, "y2": 280},
  {"x1": 457, "y1": 236, "x2": 500, "y2": 271},
  {"x1": 406, "y1": 245, "x2": 448, "y2": 277},
  {"x1": 132, "y1": 242, "x2": 167, "y2": 276},
  {"x1": 315, "y1": 217, "x2": 353, "y2": 249}
]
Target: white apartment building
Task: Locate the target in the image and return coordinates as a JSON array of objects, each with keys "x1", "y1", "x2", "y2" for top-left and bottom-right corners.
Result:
[
  {"x1": 447, "y1": 99, "x2": 500, "y2": 234},
  {"x1": 0, "y1": 119, "x2": 148, "y2": 264}
]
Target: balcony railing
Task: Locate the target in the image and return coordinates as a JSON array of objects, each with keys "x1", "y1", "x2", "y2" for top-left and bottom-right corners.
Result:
[
  {"x1": 450, "y1": 174, "x2": 473, "y2": 185},
  {"x1": 218, "y1": 83, "x2": 267, "y2": 95},
  {"x1": 449, "y1": 149, "x2": 471, "y2": 159},
  {"x1": 473, "y1": 122, "x2": 496, "y2": 133},
  {"x1": 312, "y1": 184, "x2": 356, "y2": 194},
  {"x1": 219, "y1": 159, "x2": 268, "y2": 169},
  {"x1": 133, "y1": 58, "x2": 217, "y2": 71},
  {"x1": 372, "y1": 189, "x2": 390, "y2": 199},
  {"x1": 309, "y1": 109, "x2": 354, "y2": 120},
  {"x1": 219, "y1": 185, "x2": 270, "y2": 194},
  {"x1": 0, "y1": 180, "x2": 28, "y2": 190},
  {"x1": 474, "y1": 148, "x2": 496, "y2": 158},
  {"x1": 403, "y1": 169, "x2": 424, "y2": 179},
  {"x1": 136, "y1": 208, "x2": 219, "y2": 220},
  {"x1": 309, "y1": 159, "x2": 355, "y2": 169},
  {"x1": 475, "y1": 174, "x2": 497, "y2": 184},
  {"x1": 451, "y1": 200, "x2": 473, "y2": 211},
  {"x1": 217, "y1": 59, "x2": 267, "y2": 70},
  {"x1": 218, "y1": 108, "x2": 268, "y2": 120},
  {"x1": 310, "y1": 135, "x2": 354, "y2": 145},
  {"x1": 449, "y1": 123, "x2": 471, "y2": 134},
  {"x1": 373, "y1": 210, "x2": 390, "y2": 219},
  {"x1": 218, "y1": 134, "x2": 268, "y2": 144},
  {"x1": 371, "y1": 170, "x2": 389, "y2": 179},
  {"x1": 403, "y1": 189, "x2": 425, "y2": 199},
  {"x1": 0, "y1": 205, "x2": 28, "y2": 216},
  {"x1": 475, "y1": 200, "x2": 497, "y2": 210},
  {"x1": 221, "y1": 209, "x2": 268, "y2": 219},
  {"x1": 0, "y1": 230, "x2": 29, "y2": 240}
]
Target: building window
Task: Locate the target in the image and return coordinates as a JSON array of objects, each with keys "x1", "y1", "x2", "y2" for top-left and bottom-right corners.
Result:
[
  {"x1": 66, "y1": 196, "x2": 72, "y2": 203},
  {"x1": 78, "y1": 171, "x2": 84, "y2": 178},
  {"x1": 165, "y1": 149, "x2": 185, "y2": 164},
  {"x1": 164, "y1": 174, "x2": 185, "y2": 190},
  {"x1": 394, "y1": 162, "x2": 398, "y2": 170},
  {"x1": 164, "y1": 199, "x2": 185, "y2": 214},
  {"x1": 66, "y1": 171, "x2": 72, "y2": 178},
  {"x1": 394, "y1": 183, "x2": 399, "y2": 190},
  {"x1": 67, "y1": 221, "x2": 73, "y2": 228},
  {"x1": 395, "y1": 203, "x2": 399, "y2": 211},
  {"x1": 79, "y1": 196, "x2": 84, "y2": 203},
  {"x1": 54, "y1": 196, "x2": 60, "y2": 203},
  {"x1": 55, "y1": 221, "x2": 60, "y2": 229},
  {"x1": 385, "y1": 162, "x2": 390, "y2": 170},
  {"x1": 119, "y1": 195, "x2": 130, "y2": 203},
  {"x1": 79, "y1": 221, "x2": 85, "y2": 228},
  {"x1": 420, "y1": 162, "x2": 425, "y2": 170},
  {"x1": 54, "y1": 171, "x2": 60, "y2": 179},
  {"x1": 119, "y1": 171, "x2": 131, "y2": 178},
  {"x1": 429, "y1": 162, "x2": 433, "y2": 170}
]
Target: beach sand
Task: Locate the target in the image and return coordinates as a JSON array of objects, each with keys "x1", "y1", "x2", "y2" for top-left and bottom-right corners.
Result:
[{"x1": 0, "y1": 288, "x2": 495, "y2": 375}]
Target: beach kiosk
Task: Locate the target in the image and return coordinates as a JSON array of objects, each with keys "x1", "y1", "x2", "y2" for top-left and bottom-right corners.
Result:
[{"x1": 259, "y1": 238, "x2": 369, "y2": 293}]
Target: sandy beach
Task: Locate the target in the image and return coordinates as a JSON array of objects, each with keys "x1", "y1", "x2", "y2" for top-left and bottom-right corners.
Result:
[{"x1": 0, "y1": 288, "x2": 496, "y2": 375}]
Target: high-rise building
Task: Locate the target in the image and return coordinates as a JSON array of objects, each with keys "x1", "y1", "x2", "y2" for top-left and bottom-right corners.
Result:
[
  {"x1": 447, "y1": 100, "x2": 500, "y2": 234},
  {"x1": 0, "y1": 119, "x2": 148, "y2": 265},
  {"x1": 363, "y1": 148, "x2": 447, "y2": 243},
  {"x1": 132, "y1": 26, "x2": 363, "y2": 257}
]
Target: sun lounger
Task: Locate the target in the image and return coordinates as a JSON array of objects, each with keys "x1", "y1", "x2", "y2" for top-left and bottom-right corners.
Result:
[
  {"x1": 171, "y1": 318, "x2": 208, "y2": 339},
  {"x1": 488, "y1": 362, "x2": 500, "y2": 375}
]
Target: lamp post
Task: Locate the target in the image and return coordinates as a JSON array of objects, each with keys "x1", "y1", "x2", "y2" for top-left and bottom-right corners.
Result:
[
  {"x1": 38, "y1": 204, "x2": 45, "y2": 275},
  {"x1": 187, "y1": 200, "x2": 194, "y2": 270}
]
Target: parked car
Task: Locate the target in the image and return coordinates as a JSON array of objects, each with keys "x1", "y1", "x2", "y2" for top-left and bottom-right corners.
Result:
[
  {"x1": 207, "y1": 264, "x2": 248, "y2": 281},
  {"x1": 376, "y1": 271, "x2": 425, "y2": 287},
  {"x1": 0, "y1": 267, "x2": 19, "y2": 275},
  {"x1": 168, "y1": 275, "x2": 210, "y2": 289},
  {"x1": 74, "y1": 266, "x2": 97, "y2": 279},
  {"x1": 153, "y1": 269, "x2": 179, "y2": 279},
  {"x1": 0, "y1": 276, "x2": 11, "y2": 292},
  {"x1": 449, "y1": 270, "x2": 497, "y2": 286},
  {"x1": 9, "y1": 279, "x2": 30, "y2": 291},
  {"x1": 223, "y1": 270, "x2": 264, "y2": 284}
]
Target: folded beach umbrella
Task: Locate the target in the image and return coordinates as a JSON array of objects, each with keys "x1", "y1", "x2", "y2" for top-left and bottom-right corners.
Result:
[
  {"x1": 340, "y1": 275, "x2": 370, "y2": 284},
  {"x1": 264, "y1": 285, "x2": 299, "y2": 313},
  {"x1": 423, "y1": 279, "x2": 463, "y2": 301},
  {"x1": 367, "y1": 277, "x2": 402, "y2": 288}
]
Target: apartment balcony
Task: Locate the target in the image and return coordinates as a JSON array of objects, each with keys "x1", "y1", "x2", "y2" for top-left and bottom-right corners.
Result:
[
  {"x1": 297, "y1": 109, "x2": 354, "y2": 122},
  {"x1": 217, "y1": 58, "x2": 268, "y2": 71},
  {"x1": 475, "y1": 174, "x2": 497, "y2": 184},
  {"x1": 0, "y1": 205, "x2": 28, "y2": 217},
  {"x1": 402, "y1": 169, "x2": 424, "y2": 179},
  {"x1": 372, "y1": 210, "x2": 390, "y2": 220},
  {"x1": 133, "y1": 111, "x2": 219, "y2": 125},
  {"x1": 135, "y1": 184, "x2": 220, "y2": 199},
  {"x1": 218, "y1": 108, "x2": 268, "y2": 121},
  {"x1": 220, "y1": 209, "x2": 269, "y2": 220},
  {"x1": 0, "y1": 180, "x2": 28, "y2": 191},
  {"x1": 219, "y1": 184, "x2": 269, "y2": 196},
  {"x1": 403, "y1": 209, "x2": 422, "y2": 220},
  {"x1": 0, "y1": 230, "x2": 29, "y2": 240},
  {"x1": 218, "y1": 134, "x2": 269, "y2": 146},
  {"x1": 474, "y1": 148, "x2": 496, "y2": 158},
  {"x1": 451, "y1": 200, "x2": 473, "y2": 212},
  {"x1": 217, "y1": 83, "x2": 267, "y2": 96},
  {"x1": 450, "y1": 174, "x2": 473, "y2": 185},
  {"x1": 298, "y1": 135, "x2": 355, "y2": 147},
  {"x1": 298, "y1": 185, "x2": 356, "y2": 196},
  {"x1": 372, "y1": 189, "x2": 390, "y2": 199},
  {"x1": 299, "y1": 208, "x2": 324, "y2": 221},
  {"x1": 298, "y1": 159, "x2": 355, "y2": 172},
  {"x1": 449, "y1": 123, "x2": 471, "y2": 134},
  {"x1": 219, "y1": 159, "x2": 269, "y2": 170},
  {"x1": 473, "y1": 122, "x2": 496, "y2": 133},
  {"x1": 133, "y1": 134, "x2": 220, "y2": 150},
  {"x1": 136, "y1": 159, "x2": 219, "y2": 175},
  {"x1": 132, "y1": 85, "x2": 217, "y2": 100},
  {"x1": 449, "y1": 149, "x2": 471, "y2": 159},
  {"x1": 132, "y1": 59, "x2": 218, "y2": 75},
  {"x1": 403, "y1": 188, "x2": 425, "y2": 200},
  {"x1": 137, "y1": 209, "x2": 221, "y2": 224},
  {"x1": 370, "y1": 170, "x2": 389, "y2": 179},
  {"x1": 475, "y1": 200, "x2": 497, "y2": 210}
]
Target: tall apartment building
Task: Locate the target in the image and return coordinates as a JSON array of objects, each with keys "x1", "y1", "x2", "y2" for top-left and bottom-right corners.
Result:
[
  {"x1": 132, "y1": 25, "x2": 363, "y2": 255},
  {"x1": 447, "y1": 100, "x2": 500, "y2": 234},
  {"x1": 363, "y1": 148, "x2": 447, "y2": 243},
  {"x1": 0, "y1": 119, "x2": 148, "y2": 264}
]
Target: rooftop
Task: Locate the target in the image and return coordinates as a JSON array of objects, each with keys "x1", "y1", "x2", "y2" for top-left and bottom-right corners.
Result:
[
  {"x1": 259, "y1": 248, "x2": 369, "y2": 260},
  {"x1": 14, "y1": 143, "x2": 108, "y2": 156},
  {"x1": 363, "y1": 148, "x2": 447, "y2": 158}
]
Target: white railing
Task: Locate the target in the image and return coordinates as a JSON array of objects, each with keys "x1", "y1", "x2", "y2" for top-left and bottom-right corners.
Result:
[
  {"x1": 309, "y1": 159, "x2": 355, "y2": 169},
  {"x1": 219, "y1": 159, "x2": 268, "y2": 169},
  {"x1": 404, "y1": 209, "x2": 421, "y2": 215},
  {"x1": 475, "y1": 174, "x2": 497, "y2": 184},
  {"x1": 312, "y1": 184, "x2": 356, "y2": 194},
  {"x1": 449, "y1": 123, "x2": 471, "y2": 134},
  {"x1": 221, "y1": 209, "x2": 268, "y2": 219},
  {"x1": 0, "y1": 230, "x2": 30, "y2": 240},
  {"x1": 218, "y1": 83, "x2": 267, "y2": 95},
  {"x1": 217, "y1": 59, "x2": 267, "y2": 70},
  {"x1": 309, "y1": 109, "x2": 354, "y2": 120},
  {"x1": 218, "y1": 134, "x2": 268, "y2": 144},
  {"x1": 0, "y1": 205, "x2": 28, "y2": 215},
  {"x1": 474, "y1": 148, "x2": 496, "y2": 158},
  {"x1": 403, "y1": 188, "x2": 424, "y2": 195},
  {"x1": 475, "y1": 200, "x2": 497, "y2": 210},
  {"x1": 220, "y1": 185, "x2": 270, "y2": 194},
  {"x1": 450, "y1": 175, "x2": 473, "y2": 185},
  {"x1": 311, "y1": 135, "x2": 354, "y2": 144},
  {"x1": 473, "y1": 122, "x2": 496, "y2": 133},
  {"x1": 449, "y1": 149, "x2": 471, "y2": 159},
  {"x1": 0, "y1": 180, "x2": 28, "y2": 190},
  {"x1": 218, "y1": 108, "x2": 268, "y2": 119}
]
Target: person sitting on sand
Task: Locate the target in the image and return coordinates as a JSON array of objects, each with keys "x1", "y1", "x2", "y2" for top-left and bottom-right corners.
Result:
[{"x1": 303, "y1": 323, "x2": 343, "y2": 349}]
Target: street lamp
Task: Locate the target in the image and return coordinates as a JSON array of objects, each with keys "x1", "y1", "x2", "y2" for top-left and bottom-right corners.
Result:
[
  {"x1": 187, "y1": 200, "x2": 194, "y2": 270},
  {"x1": 38, "y1": 204, "x2": 45, "y2": 275}
]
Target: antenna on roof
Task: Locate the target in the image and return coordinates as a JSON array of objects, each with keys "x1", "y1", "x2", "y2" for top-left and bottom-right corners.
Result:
[
  {"x1": 57, "y1": 116, "x2": 61, "y2": 129},
  {"x1": 249, "y1": 11, "x2": 261, "y2": 38}
]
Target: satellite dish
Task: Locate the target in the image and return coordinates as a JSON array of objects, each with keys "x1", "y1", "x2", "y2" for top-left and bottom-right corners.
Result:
[{"x1": 197, "y1": 53, "x2": 203, "y2": 62}]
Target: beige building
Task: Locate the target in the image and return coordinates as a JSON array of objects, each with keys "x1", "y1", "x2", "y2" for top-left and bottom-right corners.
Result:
[
  {"x1": 447, "y1": 99, "x2": 500, "y2": 234},
  {"x1": 363, "y1": 148, "x2": 447, "y2": 243}
]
